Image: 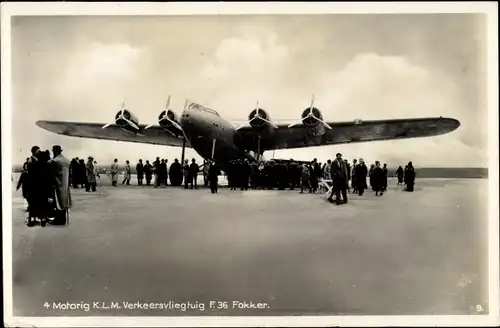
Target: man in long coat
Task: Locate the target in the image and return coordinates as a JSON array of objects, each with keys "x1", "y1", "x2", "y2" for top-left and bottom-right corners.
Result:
[
  {"x1": 50, "y1": 145, "x2": 72, "y2": 225},
  {"x1": 371, "y1": 161, "x2": 385, "y2": 196},
  {"x1": 136, "y1": 159, "x2": 144, "y2": 186},
  {"x1": 110, "y1": 159, "x2": 119, "y2": 186},
  {"x1": 404, "y1": 161, "x2": 416, "y2": 192},
  {"x1": 328, "y1": 153, "x2": 349, "y2": 205},
  {"x1": 354, "y1": 158, "x2": 368, "y2": 196},
  {"x1": 207, "y1": 161, "x2": 221, "y2": 194},
  {"x1": 351, "y1": 159, "x2": 358, "y2": 193},
  {"x1": 86, "y1": 156, "x2": 97, "y2": 192}
]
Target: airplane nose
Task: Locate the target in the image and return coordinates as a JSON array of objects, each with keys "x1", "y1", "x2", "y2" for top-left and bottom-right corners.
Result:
[{"x1": 179, "y1": 109, "x2": 198, "y2": 136}]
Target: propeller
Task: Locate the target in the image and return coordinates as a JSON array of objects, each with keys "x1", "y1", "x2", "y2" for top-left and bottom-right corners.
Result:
[
  {"x1": 249, "y1": 101, "x2": 279, "y2": 129},
  {"x1": 102, "y1": 102, "x2": 126, "y2": 129},
  {"x1": 145, "y1": 95, "x2": 183, "y2": 131},
  {"x1": 287, "y1": 94, "x2": 332, "y2": 130},
  {"x1": 127, "y1": 119, "x2": 140, "y2": 131}
]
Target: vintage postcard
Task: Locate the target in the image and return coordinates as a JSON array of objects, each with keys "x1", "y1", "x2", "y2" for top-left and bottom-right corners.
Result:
[{"x1": 2, "y1": 2, "x2": 499, "y2": 327}]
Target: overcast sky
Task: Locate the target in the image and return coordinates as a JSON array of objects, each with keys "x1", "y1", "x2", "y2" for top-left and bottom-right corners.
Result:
[{"x1": 10, "y1": 14, "x2": 488, "y2": 167}]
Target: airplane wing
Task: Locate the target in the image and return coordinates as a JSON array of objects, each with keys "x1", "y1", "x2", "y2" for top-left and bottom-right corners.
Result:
[
  {"x1": 235, "y1": 117, "x2": 460, "y2": 152},
  {"x1": 35, "y1": 121, "x2": 188, "y2": 147}
]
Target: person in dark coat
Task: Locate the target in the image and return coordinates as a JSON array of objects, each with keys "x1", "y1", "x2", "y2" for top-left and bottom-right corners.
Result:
[
  {"x1": 226, "y1": 160, "x2": 235, "y2": 190},
  {"x1": 144, "y1": 160, "x2": 152, "y2": 185},
  {"x1": 235, "y1": 159, "x2": 243, "y2": 189},
  {"x1": 404, "y1": 161, "x2": 416, "y2": 192},
  {"x1": 396, "y1": 166, "x2": 404, "y2": 185},
  {"x1": 136, "y1": 159, "x2": 144, "y2": 186},
  {"x1": 69, "y1": 158, "x2": 76, "y2": 188},
  {"x1": 203, "y1": 160, "x2": 210, "y2": 187},
  {"x1": 274, "y1": 161, "x2": 286, "y2": 190},
  {"x1": 249, "y1": 161, "x2": 259, "y2": 189},
  {"x1": 189, "y1": 159, "x2": 199, "y2": 189},
  {"x1": 328, "y1": 153, "x2": 349, "y2": 205},
  {"x1": 257, "y1": 161, "x2": 266, "y2": 189},
  {"x1": 351, "y1": 159, "x2": 358, "y2": 194},
  {"x1": 16, "y1": 168, "x2": 29, "y2": 210},
  {"x1": 22, "y1": 157, "x2": 29, "y2": 172},
  {"x1": 169, "y1": 159, "x2": 182, "y2": 186},
  {"x1": 208, "y1": 161, "x2": 221, "y2": 194},
  {"x1": 368, "y1": 163, "x2": 375, "y2": 190},
  {"x1": 288, "y1": 159, "x2": 299, "y2": 190},
  {"x1": 25, "y1": 146, "x2": 41, "y2": 225},
  {"x1": 159, "y1": 159, "x2": 168, "y2": 187},
  {"x1": 86, "y1": 156, "x2": 97, "y2": 191},
  {"x1": 78, "y1": 159, "x2": 87, "y2": 189},
  {"x1": 240, "y1": 159, "x2": 251, "y2": 191},
  {"x1": 151, "y1": 157, "x2": 159, "y2": 187},
  {"x1": 354, "y1": 158, "x2": 368, "y2": 196},
  {"x1": 27, "y1": 149, "x2": 54, "y2": 227},
  {"x1": 311, "y1": 159, "x2": 322, "y2": 193},
  {"x1": 382, "y1": 163, "x2": 388, "y2": 191},
  {"x1": 183, "y1": 159, "x2": 190, "y2": 189},
  {"x1": 371, "y1": 161, "x2": 385, "y2": 196}
]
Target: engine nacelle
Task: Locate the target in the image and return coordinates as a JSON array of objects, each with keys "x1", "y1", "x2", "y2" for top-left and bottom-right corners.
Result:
[
  {"x1": 115, "y1": 109, "x2": 139, "y2": 130},
  {"x1": 301, "y1": 107, "x2": 323, "y2": 127},
  {"x1": 158, "y1": 109, "x2": 183, "y2": 137},
  {"x1": 248, "y1": 108, "x2": 272, "y2": 129},
  {"x1": 301, "y1": 107, "x2": 326, "y2": 136}
]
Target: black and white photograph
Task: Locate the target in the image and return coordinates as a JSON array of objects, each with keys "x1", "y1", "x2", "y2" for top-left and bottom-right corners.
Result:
[{"x1": 2, "y1": 2, "x2": 499, "y2": 327}]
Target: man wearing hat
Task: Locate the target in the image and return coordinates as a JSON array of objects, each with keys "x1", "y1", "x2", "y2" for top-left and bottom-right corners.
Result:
[
  {"x1": 24, "y1": 145, "x2": 41, "y2": 226},
  {"x1": 86, "y1": 156, "x2": 97, "y2": 192},
  {"x1": 50, "y1": 145, "x2": 72, "y2": 225},
  {"x1": 328, "y1": 152, "x2": 349, "y2": 205}
]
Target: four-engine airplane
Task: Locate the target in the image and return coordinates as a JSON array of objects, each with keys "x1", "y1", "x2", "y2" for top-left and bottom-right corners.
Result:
[{"x1": 35, "y1": 95, "x2": 461, "y2": 171}]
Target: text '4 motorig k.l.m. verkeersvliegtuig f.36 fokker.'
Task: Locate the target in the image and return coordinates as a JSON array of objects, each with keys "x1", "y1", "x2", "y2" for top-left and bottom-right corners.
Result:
[{"x1": 35, "y1": 95, "x2": 460, "y2": 171}]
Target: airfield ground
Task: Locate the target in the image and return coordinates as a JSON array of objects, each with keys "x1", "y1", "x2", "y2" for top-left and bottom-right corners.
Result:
[{"x1": 10, "y1": 177, "x2": 489, "y2": 316}]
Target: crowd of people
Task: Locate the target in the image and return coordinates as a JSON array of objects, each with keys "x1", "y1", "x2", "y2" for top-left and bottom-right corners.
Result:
[
  {"x1": 222, "y1": 153, "x2": 416, "y2": 205},
  {"x1": 26, "y1": 153, "x2": 417, "y2": 199},
  {"x1": 16, "y1": 147, "x2": 417, "y2": 225},
  {"x1": 74, "y1": 154, "x2": 416, "y2": 203},
  {"x1": 16, "y1": 145, "x2": 72, "y2": 227}
]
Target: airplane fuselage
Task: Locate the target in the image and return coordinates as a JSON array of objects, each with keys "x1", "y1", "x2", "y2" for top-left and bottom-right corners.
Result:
[{"x1": 179, "y1": 107, "x2": 253, "y2": 171}]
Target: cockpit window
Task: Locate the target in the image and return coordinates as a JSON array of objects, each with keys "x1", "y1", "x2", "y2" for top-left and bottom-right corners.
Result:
[{"x1": 188, "y1": 102, "x2": 220, "y2": 117}]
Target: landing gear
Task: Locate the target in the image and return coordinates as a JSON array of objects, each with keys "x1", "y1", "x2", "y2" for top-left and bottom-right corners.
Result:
[
  {"x1": 180, "y1": 137, "x2": 187, "y2": 166},
  {"x1": 256, "y1": 135, "x2": 261, "y2": 161},
  {"x1": 211, "y1": 138, "x2": 216, "y2": 159}
]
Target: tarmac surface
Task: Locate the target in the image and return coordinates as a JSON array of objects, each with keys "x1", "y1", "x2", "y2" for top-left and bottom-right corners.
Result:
[{"x1": 10, "y1": 176, "x2": 489, "y2": 316}]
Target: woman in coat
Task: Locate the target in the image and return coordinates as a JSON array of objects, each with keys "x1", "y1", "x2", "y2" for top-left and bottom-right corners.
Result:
[
  {"x1": 354, "y1": 159, "x2": 368, "y2": 196},
  {"x1": 371, "y1": 161, "x2": 385, "y2": 196},
  {"x1": 404, "y1": 162, "x2": 416, "y2": 192}
]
